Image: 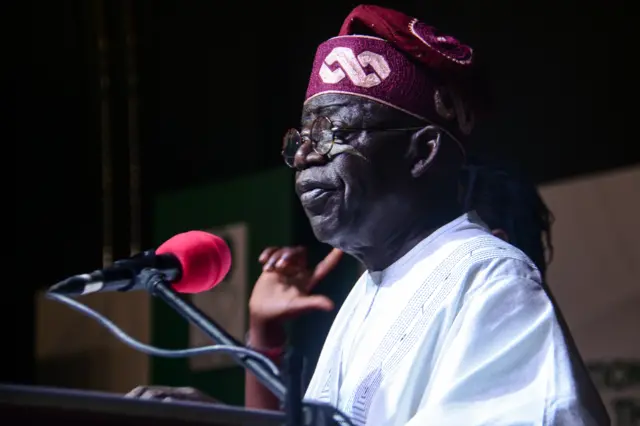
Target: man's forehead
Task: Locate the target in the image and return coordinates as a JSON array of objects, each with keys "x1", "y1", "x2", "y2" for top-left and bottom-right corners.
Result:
[{"x1": 301, "y1": 95, "x2": 382, "y2": 127}]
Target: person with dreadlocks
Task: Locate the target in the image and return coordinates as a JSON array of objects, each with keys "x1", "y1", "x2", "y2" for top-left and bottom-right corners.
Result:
[{"x1": 459, "y1": 162, "x2": 554, "y2": 279}]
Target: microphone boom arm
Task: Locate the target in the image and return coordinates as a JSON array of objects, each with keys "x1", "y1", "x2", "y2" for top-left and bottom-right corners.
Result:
[{"x1": 138, "y1": 268, "x2": 287, "y2": 400}]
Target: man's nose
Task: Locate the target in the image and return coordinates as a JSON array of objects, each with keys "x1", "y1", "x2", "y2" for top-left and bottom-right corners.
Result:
[{"x1": 293, "y1": 139, "x2": 328, "y2": 170}]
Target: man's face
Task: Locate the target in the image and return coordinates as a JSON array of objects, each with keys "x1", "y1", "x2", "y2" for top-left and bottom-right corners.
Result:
[{"x1": 292, "y1": 94, "x2": 417, "y2": 250}]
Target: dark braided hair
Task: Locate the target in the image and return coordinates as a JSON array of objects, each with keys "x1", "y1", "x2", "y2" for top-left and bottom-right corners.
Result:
[{"x1": 460, "y1": 163, "x2": 555, "y2": 279}]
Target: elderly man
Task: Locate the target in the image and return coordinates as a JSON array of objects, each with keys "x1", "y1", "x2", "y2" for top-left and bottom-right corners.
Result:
[{"x1": 245, "y1": 5, "x2": 609, "y2": 426}]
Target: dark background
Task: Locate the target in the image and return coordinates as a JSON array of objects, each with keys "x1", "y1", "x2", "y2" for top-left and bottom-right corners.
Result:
[{"x1": 10, "y1": 0, "x2": 637, "y2": 386}]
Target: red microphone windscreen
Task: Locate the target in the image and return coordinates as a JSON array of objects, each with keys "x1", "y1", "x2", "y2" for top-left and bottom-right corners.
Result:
[{"x1": 155, "y1": 231, "x2": 232, "y2": 294}]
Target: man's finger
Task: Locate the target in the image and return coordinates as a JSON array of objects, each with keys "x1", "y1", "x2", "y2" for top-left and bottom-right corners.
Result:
[
  {"x1": 308, "y1": 249, "x2": 343, "y2": 290},
  {"x1": 259, "y1": 247, "x2": 279, "y2": 264},
  {"x1": 263, "y1": 248, "x2": 289, "y2": 271},
  {"x1": 264, "y1": 246, "x2": 306, "y2": 271},
  {"x1": 275, "y1": 246, "x2": 306, "y2": 266},
  {"x1": 125, "y1": 386, "x2": 146, "y2": 398},
  {"x1": 139, "y1": 389, "x2": 165, "y2": 400},
  {"x1": 274, "y1": 247, "x2": 308, "y2": 271}
]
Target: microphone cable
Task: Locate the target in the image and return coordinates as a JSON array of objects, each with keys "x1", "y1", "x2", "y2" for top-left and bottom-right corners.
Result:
[
  {"x1": 46, "y1": 292, "x2": 280, "y2": 377},
  {"x1": 48, "y1": 292, "x2": 358, "y2": 426}
]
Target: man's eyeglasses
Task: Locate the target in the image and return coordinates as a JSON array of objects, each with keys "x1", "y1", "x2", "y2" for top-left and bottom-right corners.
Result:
[{"x1": 281, "y1": 116, "x2": 424, "y2": 168}]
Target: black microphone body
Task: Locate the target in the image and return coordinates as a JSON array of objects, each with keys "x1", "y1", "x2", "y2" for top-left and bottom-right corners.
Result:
[{"x1": 50, "y1": 251, "x2": 182, "y2": 296}]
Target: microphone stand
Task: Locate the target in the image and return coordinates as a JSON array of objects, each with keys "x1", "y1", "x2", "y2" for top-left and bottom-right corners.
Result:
[
  {"x1": 283, "y1": 341, "x2": 304, "y2": 426},
  {"x1": 137, "y1": 268, "x2": 350, "y2": 426},
  {"x1": 138, "y1": 268, "x2": 285, "y2": 400}
]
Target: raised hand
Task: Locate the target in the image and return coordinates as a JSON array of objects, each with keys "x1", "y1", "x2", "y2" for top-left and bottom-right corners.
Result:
[
  {"x1": 247, "y1": 247, "x2": 343, "y2": 347},
  {"x1": 249, "y1": 246, "x2": 342, "y2": 323}
]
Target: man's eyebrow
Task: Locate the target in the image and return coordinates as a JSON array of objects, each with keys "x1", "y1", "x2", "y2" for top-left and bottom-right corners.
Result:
[{"x1": 301, "y1": 102, "x2": 353, "y2": 123}]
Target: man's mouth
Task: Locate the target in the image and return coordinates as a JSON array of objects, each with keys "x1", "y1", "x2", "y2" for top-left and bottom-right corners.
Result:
[
  {"x1": 300, "y1": 187, "x2": 333, "y2": 199},
  {"x1": 298, "y1": 187, "x2": 336, "y2": 210},
  {"x1": 296, "y1": 179, "x2": 337, "y2": 196}
]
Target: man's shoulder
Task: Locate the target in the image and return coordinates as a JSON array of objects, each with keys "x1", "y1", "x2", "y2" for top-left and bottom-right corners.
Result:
[
  {"x1": 451, "y1": 232, "x2": 538, "y2": 272},
  {"x1": 446, "y1": 233, "x2": 544, "y2": 295},
  {"x1": 439, "y1": 215, "x2": 536, "y2": 270}
]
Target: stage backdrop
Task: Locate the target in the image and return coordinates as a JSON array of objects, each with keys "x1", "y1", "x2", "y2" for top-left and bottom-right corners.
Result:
[{"x1": 539, "y1": 166, "x2": 640, "y2": 426}]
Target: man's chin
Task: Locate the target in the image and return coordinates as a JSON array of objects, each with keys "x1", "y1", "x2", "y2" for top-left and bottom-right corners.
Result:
[
  {"x1": 307, "y1": 213, "x2": 354, "y2": 249},
  {"x1": 308, "y1": 214, "x2": 339, "y2": 244}
]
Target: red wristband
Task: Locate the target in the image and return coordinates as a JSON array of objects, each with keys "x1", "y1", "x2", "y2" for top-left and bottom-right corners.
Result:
[{"x1": 245, "y1": 332, "x2": 286, "y2": 360}]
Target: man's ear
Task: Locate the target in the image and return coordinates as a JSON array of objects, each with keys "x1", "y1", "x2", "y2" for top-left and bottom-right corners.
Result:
[{"x1": 407, "y1": 125, "x2": 442, "y2": 178}]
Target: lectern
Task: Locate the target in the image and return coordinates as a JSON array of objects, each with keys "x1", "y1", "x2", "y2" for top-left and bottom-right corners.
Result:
[{"x1": 0, "y1": 384, "x2": 284, "y2": 426}]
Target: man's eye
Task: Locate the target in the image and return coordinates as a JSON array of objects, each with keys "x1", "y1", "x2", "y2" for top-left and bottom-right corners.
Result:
[{"x1": 333, "y1": 129, "x2": 356, "y2": 141}]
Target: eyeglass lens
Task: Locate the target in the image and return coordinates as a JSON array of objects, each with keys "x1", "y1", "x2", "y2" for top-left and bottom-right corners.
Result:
[
  {"x1": 282, "y1": 116, "x2": 335, "y2": 167},
  {"x1": 282, "y1": 129, "x2": 301, "y2": 167}
]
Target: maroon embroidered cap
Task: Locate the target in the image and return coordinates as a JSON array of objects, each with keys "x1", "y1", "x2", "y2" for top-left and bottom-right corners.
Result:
[{"x1": 305, "y1": 5, "x2": 479, "y2": 143}]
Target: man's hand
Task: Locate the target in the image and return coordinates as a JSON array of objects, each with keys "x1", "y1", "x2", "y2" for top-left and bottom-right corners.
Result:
[
  {"x1": 244, "y1": 246, "x2": 343, "y2": 410},
  {"x1": 125, "y1": 386, "x2": 218, "y2": 403},
  {"x1": 248, "y1": 247, "x2": 343, "y2": 347}
]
